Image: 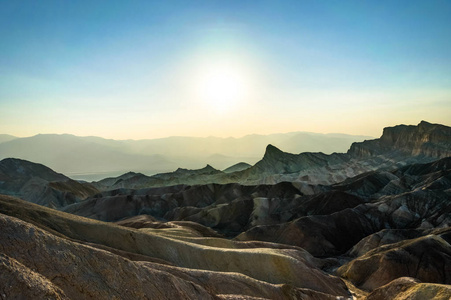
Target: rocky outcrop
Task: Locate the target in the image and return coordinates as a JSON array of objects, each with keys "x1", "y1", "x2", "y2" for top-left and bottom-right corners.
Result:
[
  {"x1": 0, "y1": 253, "x2": 69, "y2": 300},
  {"x1": 366, "y1": 277, "x2": 451, "y2": 300},
  {"x1": 338, "y1": 234, "x2": 451, "y2": 290},
  {"x1": 246, "y1": 144, "x2": 349, "y2": 177},
  {"x1": 0, "y1": 158, "x2": 98, "y2": 208},
  {"x1": 236, "y1": 157, "x2": 451, "y2": 256},
  {"x1": 348, "y1": 121, "x2": 451, "y2": 158}
]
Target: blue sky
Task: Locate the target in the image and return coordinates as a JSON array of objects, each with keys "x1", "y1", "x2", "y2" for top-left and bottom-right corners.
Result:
[{"x1": 1, "y1": 1, "x2": 450, "y2": 139}]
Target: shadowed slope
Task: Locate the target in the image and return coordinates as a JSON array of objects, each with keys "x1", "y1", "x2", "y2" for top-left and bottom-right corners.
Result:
[
  {"x1": 0, "y1": 158, "x2": 99, "y2": 208},
  {"x1": 0, "y1": 195, "x2": 350, "y2": 298}
]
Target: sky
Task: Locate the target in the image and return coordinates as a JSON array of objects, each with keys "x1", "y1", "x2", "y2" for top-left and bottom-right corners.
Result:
[{"x1": 1, "y1": 0, "x2": 450, "y2": 139}]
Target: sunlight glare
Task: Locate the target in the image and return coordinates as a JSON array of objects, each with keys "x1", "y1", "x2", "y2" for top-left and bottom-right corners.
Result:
[{"x1": 197, "y1": 64, "x2": 248, "y2": 113}]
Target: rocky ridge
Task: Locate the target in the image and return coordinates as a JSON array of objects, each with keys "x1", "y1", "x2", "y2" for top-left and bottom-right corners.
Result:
[
  {"x1": 348, "y1": 121, "x2": 451, "y2": 158},
  {"x1": 0, "y1": 158, "x2": 98, "y2": 208},
  {"x1": 1, "y1": 121, "x2": 450, "y2": 299},
  {"x1": 61, "y1": 156, "x2": 451, "y2": 298},
  {"x1": 92, "y1": 121, "x2": 451, "y2": 190},
  {"x1": 0, "y1": 195, "x2": 351, "y2": 299}
]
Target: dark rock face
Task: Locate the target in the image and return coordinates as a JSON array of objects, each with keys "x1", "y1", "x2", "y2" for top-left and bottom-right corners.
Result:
[
  {"x1": 0, "y1": 253, "x2": 69, "y2": 300},
  {"x1": 237, "y1": 158, "x2": 451, "y2": 257},
  {"x1": 64, "y1": 182, "x2": 306, "y2": 236},
  {"x1": 338, "y1": 234, "x2": 451, "y2": 290},
  {"x1": 348, "y1": 121, "x2": 451, "y2": 158},
  {"x1": 0, "y1": 158, "x2": 98, "y2": 208},
  {"x1": 66, "y1": 158, "x2": 451, "y2": 253}
]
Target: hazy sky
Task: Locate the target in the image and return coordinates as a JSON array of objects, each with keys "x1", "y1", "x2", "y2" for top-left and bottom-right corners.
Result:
[{"x1": 1, "y1": 1, "x2": 450, "y2": 139}]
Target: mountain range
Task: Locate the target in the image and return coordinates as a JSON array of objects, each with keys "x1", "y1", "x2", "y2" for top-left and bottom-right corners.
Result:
[
  {"x1": 0, "y1": 131, "x2": 372, "y2": 180},
  {"x1": 90, "y1": 120, "x2": 450, "y2": 191},
  {"x1": 0, "y1": 120, "x2": 450, "y2": 299}
]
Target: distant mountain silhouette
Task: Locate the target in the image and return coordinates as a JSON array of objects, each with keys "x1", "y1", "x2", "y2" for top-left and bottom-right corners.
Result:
[
  {"x1": 1, "y1": 121, "x2": 449, "y2": 193},
  {"x1": 223, "y1": 162, "x2": 252, "y2": 173},
  {"x1": 0, "y1": 134, "x2": 17, "y2": 144},
  {"x1": 92, "y1": 164, "x2": 223, "y2": 190},
  {"x1": 0, "y1": 132, "x2": 372, "y2": 180},
  {"x1": 93, "y1": 121, "x2": 451, "y2": 189},
  {"x1": 0, "y1": 134, "x2": 177, "y2": 180}
]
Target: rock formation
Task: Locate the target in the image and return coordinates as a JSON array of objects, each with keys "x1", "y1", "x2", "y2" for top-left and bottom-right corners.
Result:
[
  {"x1": 0, "y1": 195, "x2": 350, "y2": 299},
  {"x1": 91, "y1": 121, "x2": 451, "y2": 190},
  {"x1": 1, "y1": 121, "x2": 450, "y2": 299},
  {"x1": 348, "y1": 121, "x2": 451, "y2": 158},
  {"x1": 0, "y1": 158, "x2": 98, "y2": 208}
]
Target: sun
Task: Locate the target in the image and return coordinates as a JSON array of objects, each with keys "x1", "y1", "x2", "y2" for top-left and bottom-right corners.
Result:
[{"x1": 197, "y1": 64, "x2": 247, "y2": 113}]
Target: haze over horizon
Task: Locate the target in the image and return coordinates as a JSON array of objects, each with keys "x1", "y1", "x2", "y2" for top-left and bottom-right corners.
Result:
[{"x1": 1, "y1": 1, "x2": 450, "y2": 140}]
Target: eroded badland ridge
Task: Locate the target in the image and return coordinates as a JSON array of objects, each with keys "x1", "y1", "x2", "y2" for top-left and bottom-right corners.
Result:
[{"x1": 1, "y1": 121, "x2": 451, "y2": 299}]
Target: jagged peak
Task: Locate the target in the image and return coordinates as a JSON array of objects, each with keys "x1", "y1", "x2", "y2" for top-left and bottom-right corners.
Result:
[
  {"x1": 419, "y1": 120, "x2": 432, "y2": 126},
  {"x1": 174, "y1": 164, "x2": 218, "y2": 174},
  {"x1": 202, "y1": 164, "x2": 216, "y2": 171},
  {"x1": 264, "y1": 144, "x2": 284, "y2": 157}
]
